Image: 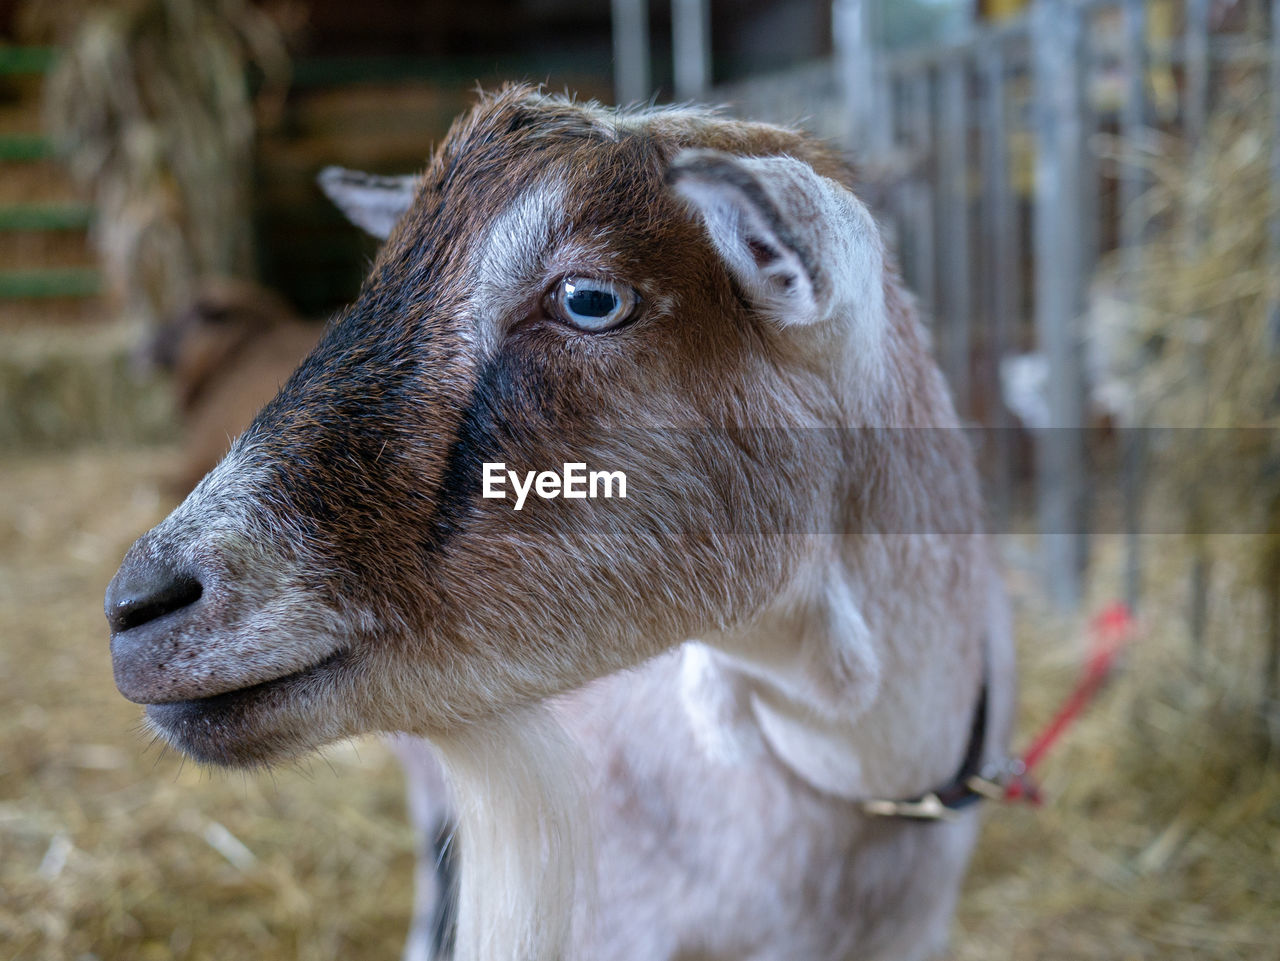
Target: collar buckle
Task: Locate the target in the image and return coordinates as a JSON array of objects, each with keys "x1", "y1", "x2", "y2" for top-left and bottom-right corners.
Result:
[{"x1": 861, "y1": 792, "x2": 959, "y2": 821}]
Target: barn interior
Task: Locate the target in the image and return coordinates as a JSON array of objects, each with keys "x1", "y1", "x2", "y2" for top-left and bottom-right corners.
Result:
[{"x1": 1, "y1": 1, "x2": 1278, "y2": 959}]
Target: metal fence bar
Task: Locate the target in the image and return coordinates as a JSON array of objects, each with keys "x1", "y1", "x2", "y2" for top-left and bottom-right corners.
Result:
[
  {"x1": 937, "y1": 55, "x2": 972, "y2": 416},
  {"x1": 866, "y1": 2, "x2": 894, "y2": 162},
  {"x1": 883, "y1": 75, "x2": 908, "y2": 258},
  {"x1": 1270, "y1": 0, "x2": 1280, "y2": 351},
  {"x1": 833, "y1": 0, "x2": 876, "y2": 150},
  {"x1": 611, "y1": 0, "x2": 651, "y2": 105},
  {"x1": 1185, "y1": 0, "x2": 1213, "y2": 651},
  {"x1": 1120, "y1": 0, "x2": 1149, "y2": 270},
  {"x1": 672, "y1": 0, "x2": 710, "y2": 101},
  {"x1": 1076, "y1": 11, "x2": 1100, "y2": 289},
  {"x1": 724, "y1": 0, "x2": 1280, "y2": 615},
  {"x1": 1033, "y1": 0, "x2": 1089, "y2": 607},
  {"x1": 1075, "y1": 6, "x2": 1102, "y2": 588},
  {"x1": 1186, "y1": 0, "x2": 1212, "y2": 151},
  {"x1": 881, "y1": 9, "x2": 1261, "y2": 78},
  {"x1": 882, "y1": 15, "x2": 1029, "y2": 76},
  {"x1": 908, "y1": 69, "x2": 937, "y2": 315},
  {"x1": 1120, "y1": 0, "x2": 1149, "y2": 614},
  {"x1": 981, "y1": 38, "x2": 1016, "y2": 531},
  {"x1": 1249, "y1": 0, "x2": 1267, "y2": 38},
  {"x1": 1268, "y1": 0, "x2": 1280, "y2": 707}
]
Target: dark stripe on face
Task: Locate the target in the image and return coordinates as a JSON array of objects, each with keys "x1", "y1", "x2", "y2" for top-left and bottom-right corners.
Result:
[
  {"x1": 419, "y1": 356, "x2": 504, "y2": 558},
  {"x1": 420, "y1": 351, "x2": 548, "y2": 559}
]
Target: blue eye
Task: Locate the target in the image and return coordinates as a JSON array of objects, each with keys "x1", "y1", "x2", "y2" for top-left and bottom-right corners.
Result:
[{"x1": 551, "y1": 277, "x2": 637, "y2": 331}]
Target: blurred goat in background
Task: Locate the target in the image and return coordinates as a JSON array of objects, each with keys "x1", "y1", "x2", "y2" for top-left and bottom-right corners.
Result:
[{"x1": 143, "y1": 279, "x2": 320, "y2": 494}]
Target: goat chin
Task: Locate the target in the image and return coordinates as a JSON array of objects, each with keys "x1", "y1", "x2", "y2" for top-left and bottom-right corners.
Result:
[{"x1": 432, "y1": 705, "x2": 589, "y2": 961}]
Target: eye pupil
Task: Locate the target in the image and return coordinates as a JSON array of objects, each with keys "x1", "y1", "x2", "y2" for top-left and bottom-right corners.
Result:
[
  {"x1": 550, "y1": 277, "x2": 637, "y2": 332},
  {"x1": 566, "y1": 287, "x2": 618, "y2": 318}
]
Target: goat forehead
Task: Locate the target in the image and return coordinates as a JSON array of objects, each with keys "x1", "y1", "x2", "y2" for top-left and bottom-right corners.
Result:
[
  {"x1": 471, "y1": 176, "x2": 568, "y2": 296},
  {"x1": 430, "y1": 106, "x2": 664, "y2": 217}
]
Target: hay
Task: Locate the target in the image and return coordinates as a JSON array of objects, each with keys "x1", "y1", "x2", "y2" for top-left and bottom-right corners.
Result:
[
  {"x1": 1094, "y1": 79, "x2": 1280, "y2": 433},
  {"x1": 1, "y1": 451, "x2": 1277, "y2": 959},
  {"x1": 0, "y1": 321, "x2": 176, "y2": 450},
  {"x1": 956, "y1": 534, "x2": 1280, "y2": 961},
  {"x1": 0, "y1": 450, "x2": 416, "y2": 961},
  {"x1": 1092, "y1": 67, "x2": 1280, "y2": 706},
  {"x1": 40, "y1": 0, "x2": 288, "y2": 324}
]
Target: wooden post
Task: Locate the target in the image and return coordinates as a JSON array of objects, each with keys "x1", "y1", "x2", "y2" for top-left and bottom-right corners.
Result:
[{"x1": 1032, "y1": 0, "x2": 1088, "y2": 608}]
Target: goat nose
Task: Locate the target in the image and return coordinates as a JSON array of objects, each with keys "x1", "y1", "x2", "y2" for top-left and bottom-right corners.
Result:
[{"x1": 105, "y1": 555, "x2": 203, "y2": 634}]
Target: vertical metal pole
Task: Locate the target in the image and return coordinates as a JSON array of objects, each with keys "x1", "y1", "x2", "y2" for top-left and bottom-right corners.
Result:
[
  {"x1": 910, "y1": 70, "x2": 937, "y2": 315},
  {"x1": 1120, "y1": 0, "x2": 1149, "y2": 614},
  {"x1": 1033, "y1": 0, "x2": 1088, "y2": 608},
  {"x1": 1189, "y1": 549, "x2": 1211, "y2": 665},
  {"x1": 1185, "y1": 0, "x2": 1211, "y2": 154},
  {"x1": 865, "y1": 0, "x2": 893, "y2": 162},
  {"x1": 833, "y1": 0, "x2": 875, "y2": 151},
  {"x1": 672, "y1": 0, "x2": 710, "y2": 101},
  {"x1": 1270, "y1": 0, "x2": 1280, "y2": 351},
  {"x1": 1184, "y1": 0, "x2": 1211, "y2": 250},
  {"x1": 1249, "y1": 0, "x2": 1267, "y2": 37},
  {"x1": 982, "y1": 40, "x2": 1015, "y2": 534},
  {"x1": 883, "y1": 75, "x2": 906, "y2": 258},
  {"x1": 1120, "y1": 0, "x2": 1149, "y2": 280},
  {"x1": 612, "y1": 0, "x2": 651, "y2": 105},
  {"x1": 1073, "y1": 12, "x2": 1099, "y2": 581},
  {"x1": 1185, "y1": 0, "x2": 1212, "y2": 649},
  {"x1": 1266, "y1": 0, "x2": 1280, "y2": 713},
  {"x1": 938, "y1": 54, "x2": 972, "y2": 417},
  {"x1": 1077, "y1": 12, "x2": 1100, "y2": 289},
  {"x1": 1266, "y1": 566, "x2": 1280, "y2": 729}
]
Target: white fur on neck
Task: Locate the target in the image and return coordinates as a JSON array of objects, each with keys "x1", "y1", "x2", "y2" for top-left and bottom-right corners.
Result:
[
  {"x1": 688, "y1": 549, "x2": 881, "y2": 798},
  {"x1": 688, "y1": 544, "x2": 979, "y2": 803},
  {"x1": 431, "y1": 706, "x2": 588, "y2": 961}
]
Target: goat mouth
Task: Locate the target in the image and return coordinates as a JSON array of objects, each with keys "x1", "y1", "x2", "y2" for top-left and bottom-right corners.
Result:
[{"x1": 143, "y1": 649, "x2": 350, "y2": 766}]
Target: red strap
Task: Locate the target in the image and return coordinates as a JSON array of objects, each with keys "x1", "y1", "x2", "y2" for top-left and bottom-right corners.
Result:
[{"x1": 1003, "y1": 602, "x2": 1136, "y2": 804}]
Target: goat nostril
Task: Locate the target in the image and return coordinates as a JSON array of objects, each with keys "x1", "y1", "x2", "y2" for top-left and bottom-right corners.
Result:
[{"x1": 107, "y1": 573, "x2": 204, "y2": 634}]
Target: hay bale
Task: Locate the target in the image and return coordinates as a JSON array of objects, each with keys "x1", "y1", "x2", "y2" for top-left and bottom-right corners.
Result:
[
  {"x1": 41, "y1": 0, "x2": 288, "y2": 324},
  {"x1": 0, "y1": 320, "x2": 177, "y2": 449}
]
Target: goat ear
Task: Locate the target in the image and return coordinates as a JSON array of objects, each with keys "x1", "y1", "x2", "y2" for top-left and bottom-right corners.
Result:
[
  {"x1": 317, "y1": 166, "x2": 419, "y2": 240},
  {"x1": 666, "y1": 149, "x2": 884, "y2": 331}
]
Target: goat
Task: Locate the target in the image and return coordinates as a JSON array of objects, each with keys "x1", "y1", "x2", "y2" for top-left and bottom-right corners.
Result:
[
  {"x1": 106, "y1": 86, "x2": 1015, "y2": 961},
  {"x1": 144, "y1": 278, "x2": 322, "y2": 494}
]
